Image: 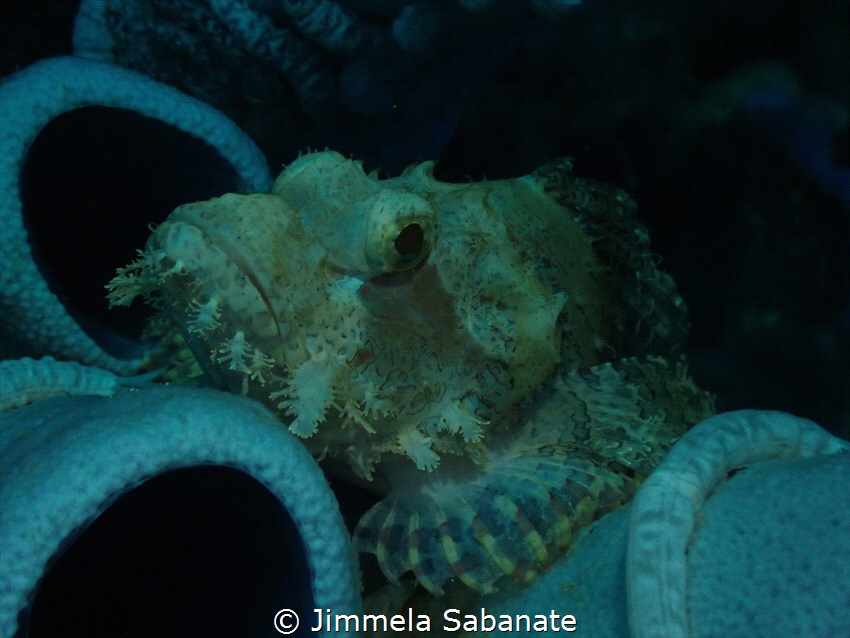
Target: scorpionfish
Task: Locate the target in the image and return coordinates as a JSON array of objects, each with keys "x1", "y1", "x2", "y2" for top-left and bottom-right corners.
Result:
[{"x1": 109, "y1": 151, "x2": 714, "y2": 595}]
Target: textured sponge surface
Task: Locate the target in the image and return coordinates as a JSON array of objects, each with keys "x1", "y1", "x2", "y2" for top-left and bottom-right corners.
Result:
[{"x1": 686, "y1": 452, "x2": 850, "y2": 636}]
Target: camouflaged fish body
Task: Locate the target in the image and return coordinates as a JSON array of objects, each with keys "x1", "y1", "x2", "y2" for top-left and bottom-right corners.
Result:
[
  {"x1": 110, "y1": 151, "x2": 714, "y2": 594},
  {"x1": 355, "y1": 356, "x2": 712, "y2": 594}
]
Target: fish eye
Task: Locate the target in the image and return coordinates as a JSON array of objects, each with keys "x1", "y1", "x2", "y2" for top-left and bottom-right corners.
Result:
[{"x1": 363, "y1": 191, "x2": 436, "y2": 274}]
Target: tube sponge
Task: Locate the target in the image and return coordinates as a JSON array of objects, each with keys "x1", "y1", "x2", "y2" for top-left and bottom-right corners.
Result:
[
  {"x1": 472, "y1": 412, "x2": 849, "y2": 637},
  {"x1": 0, "y1": 376, "x2": 360, "y2": 637},
  {"x1": 0, "y1": 56, "x2": 271, "y2": 373}
]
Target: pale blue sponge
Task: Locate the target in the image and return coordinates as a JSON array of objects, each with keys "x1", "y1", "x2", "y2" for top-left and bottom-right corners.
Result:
[{"x1": 475, "y1": 450, "x2": 849, "y2": 636}]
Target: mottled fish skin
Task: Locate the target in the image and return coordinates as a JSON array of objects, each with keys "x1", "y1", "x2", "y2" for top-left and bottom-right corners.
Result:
[
  {"x1": 110, "y1": 151, "x2": 714, "y2": 594},
  {"x1": 353, "y1": 356, "x2": 713, "y2": 595}
]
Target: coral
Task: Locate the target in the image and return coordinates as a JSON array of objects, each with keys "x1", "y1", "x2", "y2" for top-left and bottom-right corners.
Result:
[
  {"x1": 0, "y1": 366, "x2": 360, "y2": 638},
  {"x1": 74, "y1": 0, "x2": 380, "y2": 115},
  {"x1": 0, "y1": 56, "x2": 271, "y2": 373},
  {"x1": 112, "y1": 150, "x2": 715, "y2": 593},
  {"x1": 71, "y1": 0, "x2": 586, "y2": 174}
]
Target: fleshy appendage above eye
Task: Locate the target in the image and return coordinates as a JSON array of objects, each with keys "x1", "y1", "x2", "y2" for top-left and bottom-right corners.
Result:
[{"x1": 358, "y1": 190, "x2": 437, "y2": 274}]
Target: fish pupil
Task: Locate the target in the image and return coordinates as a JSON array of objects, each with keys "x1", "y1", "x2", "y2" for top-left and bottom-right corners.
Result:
[{"x1": 394, "y1": 223, "x2": 424, "y2": 262}]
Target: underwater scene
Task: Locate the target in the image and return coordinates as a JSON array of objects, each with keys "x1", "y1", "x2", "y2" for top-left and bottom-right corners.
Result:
[{"x1": 1, "y1": 1, "x2": 848, "y2": 636}]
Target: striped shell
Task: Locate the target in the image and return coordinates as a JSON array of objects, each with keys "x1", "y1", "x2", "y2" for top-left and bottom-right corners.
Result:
[{"x1": 110, "y1": 151, "x2": 714, "y2": 594}]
